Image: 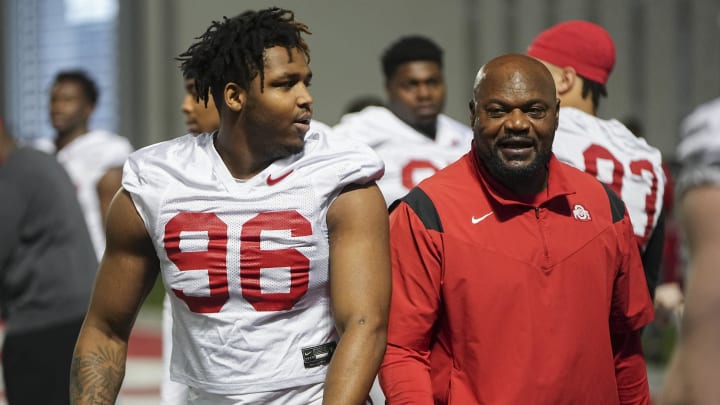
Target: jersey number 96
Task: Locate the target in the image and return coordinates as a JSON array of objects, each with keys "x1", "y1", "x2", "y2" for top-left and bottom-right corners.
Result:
[{"x1": 164, "y1": 210, "x2": 312, "y2": 313}]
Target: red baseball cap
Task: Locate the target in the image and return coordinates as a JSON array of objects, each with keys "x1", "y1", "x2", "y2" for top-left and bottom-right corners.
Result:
[{"x1": 527, "y1": 20, "x2": 615, "y2": 86}]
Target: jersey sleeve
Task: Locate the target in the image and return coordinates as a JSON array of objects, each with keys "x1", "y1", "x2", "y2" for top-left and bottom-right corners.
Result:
[
  {"x1": 379, "y1": 199, "x2": 442, "y2": 405},
  {"x1": 336, "y1": 143, "x2": 384, "y2": 186},
  {"x1": 104, "y1": 135, "x2": 134, "y2": 167},
  {"x1": 309, "y1": 131, "x2": 384, "y2": 193},
  {"x1": 676, "y1": 162, "x2": 720, "y2": 197},
  {"x1": 333, "y1": 111, "x2": 380, "y2": 148},
  {"x1": 122, "y1": 150, "x2": 167, "y2": 234},
  {"x1": 89, "y1": 133, "x2": 134, "y2": 172}
]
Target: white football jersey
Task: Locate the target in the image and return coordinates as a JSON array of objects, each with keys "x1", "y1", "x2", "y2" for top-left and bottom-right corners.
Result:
[
  {"x1": 333, "y1": 106, "x2": 472, "y2": 205},
  {"x1": 676, "y1": 97, "x2": 720, "y2": 196},
  {"x1": 56, "y1": 130, "x2": 134, "y2": 260},
  {"x1": 677, "y1": 96, "x2": 720, "y2": 163},
  {"x1": 123, "y1": 129, "x2": 383, "y2": 396},
  {"x1": 553, "y1": 107, "x2": 666, "y2": 250}
]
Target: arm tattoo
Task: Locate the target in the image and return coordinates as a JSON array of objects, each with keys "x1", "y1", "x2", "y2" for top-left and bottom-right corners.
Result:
[{"x1": 70, "y1": 346, "x2": 125, "y2": 404}]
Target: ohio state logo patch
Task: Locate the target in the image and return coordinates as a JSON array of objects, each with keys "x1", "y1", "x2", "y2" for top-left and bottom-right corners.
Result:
[{"x1": 573, "y1": 204, "x2": 591, "y2": 221}]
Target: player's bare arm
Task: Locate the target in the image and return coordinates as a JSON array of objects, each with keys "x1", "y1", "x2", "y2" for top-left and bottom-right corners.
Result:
[
  {"x1": 323, "y1": 181, "x2": 391, "y2": 404},
  {"x1": 71, "y1": 189, "x2": 159, "y2": 404},
  {"x1": 96, "y1": 167, "x2": 123, "y2": 229},
  {"x1": 660, "y1": 186, "x2": 720, "y2": 405}
]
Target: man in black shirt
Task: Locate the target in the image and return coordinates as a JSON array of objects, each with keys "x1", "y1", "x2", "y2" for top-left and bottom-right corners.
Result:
[{"x1": 0, "y1": 117, "x2": 97, "y2": 405}]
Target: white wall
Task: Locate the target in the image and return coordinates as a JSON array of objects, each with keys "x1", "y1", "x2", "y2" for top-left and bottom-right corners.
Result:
[
  {"x1": 118, "y1": 0, "x2": 720, "y2": 157},
  {"x1": 130, "y1": 0, "x2": 475, "y2": 146}
]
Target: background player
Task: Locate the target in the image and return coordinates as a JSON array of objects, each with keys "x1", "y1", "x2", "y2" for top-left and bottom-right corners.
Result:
[
  {"x1": 333, "y1": 35, "x2": 472, "y2": 205},
  {"x1": 659, "y1": 96, "x2": 720, "y2": 404},
  {"x1": 527, "y1": 21, "x2": 666, "y2": 297},
  {"x1": 49, "y1": 70, "x2": 134, "y2": 260}
]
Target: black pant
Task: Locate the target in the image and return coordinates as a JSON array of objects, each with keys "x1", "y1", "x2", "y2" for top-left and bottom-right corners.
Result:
[{"x1": 2, "y1": 317, "x2": 84, "y2": 405}]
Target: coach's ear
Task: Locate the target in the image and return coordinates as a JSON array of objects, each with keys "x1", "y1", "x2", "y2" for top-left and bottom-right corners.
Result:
[{"x1": 224, "y1": 82, "x2": 246, "y2": 113}]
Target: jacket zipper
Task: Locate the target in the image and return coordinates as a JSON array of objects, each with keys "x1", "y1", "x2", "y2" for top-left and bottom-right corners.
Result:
[{"x1": 535, "y1": 207, "x2": 550, "y2": 269}]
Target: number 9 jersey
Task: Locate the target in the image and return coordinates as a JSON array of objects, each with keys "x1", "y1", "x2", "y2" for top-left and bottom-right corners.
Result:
[{"x1": 122, "y1": 128, "x2": 384, "y2": 395}]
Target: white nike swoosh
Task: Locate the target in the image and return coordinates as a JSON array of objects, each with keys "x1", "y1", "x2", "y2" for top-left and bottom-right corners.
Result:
[{"x1": 471, "y1": 212, "x2": 494, "y2": 224}]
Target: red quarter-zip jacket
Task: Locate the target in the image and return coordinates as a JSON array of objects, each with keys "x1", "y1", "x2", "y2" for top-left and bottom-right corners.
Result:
[{"x1": 380, "y1": 149, "x2": 653, "y2": 405}]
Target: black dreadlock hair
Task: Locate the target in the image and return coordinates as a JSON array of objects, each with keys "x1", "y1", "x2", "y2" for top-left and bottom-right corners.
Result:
[
  {"x1": 52, "y1": 70, "x2": 99, "y2": 106},
  {"x1": 579, "y1": 75, "x2": 608, "y2": 110},
  {"x1": 177, "y1": 7, "x2": 311, "y2": 110}
]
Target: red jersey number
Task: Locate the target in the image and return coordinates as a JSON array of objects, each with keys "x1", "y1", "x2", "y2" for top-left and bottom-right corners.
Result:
[
  {"x1": 165, "y1": 212, "x2": 229, "y2": 313},
  {"x1": 240, "y1": 211, "x2": 311, "y2": 311},
  {"x1": 401, "y1": 160, "x2": 440, "y2": 190},
  {"x1": 164, "y1": 210, "x2": 312, "y2": 313},
  {"x1": 582, "y1": 144, "x2": 659, "y2": 246}
]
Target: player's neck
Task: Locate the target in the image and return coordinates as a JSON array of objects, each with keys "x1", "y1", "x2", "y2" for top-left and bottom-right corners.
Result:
[
  {"x1": 213, "y1": 130, "x2": 272, "y2": 180},
  {"x1": 401, "y1": 116, "x2": 437, "y2": 140},
  {"x1": 54, "y1": 126, "x2": 88, "y2": 151},
  {"x1": 559, "y1": 93, "x2": 596, "y2": 116},
  {"x1": 415, "y1": 123, "x2": 437, "y2": 140}
]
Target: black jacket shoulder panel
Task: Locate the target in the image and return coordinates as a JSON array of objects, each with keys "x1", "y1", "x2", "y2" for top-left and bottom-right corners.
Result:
[
  {"x1": 392, "y1": 188, "x2": 443, "y2": 232},
  {"x1": 602, "y1": 183, "x2": 626, "y2": 223}
]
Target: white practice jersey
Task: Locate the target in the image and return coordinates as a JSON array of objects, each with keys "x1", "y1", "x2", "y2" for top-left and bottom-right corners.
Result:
[
  {"x1": 333, "y1": 106, "x2": 472, "y2": 205},
  {"x1": 553, "y1": 107, "x2": 665, "y2": 250},
  {"x1": 56, "y1": 130, "x2": 134, "y2": 260},
  {"x1": 123, "y1": 129, "x2": 383, "y2": 396},
  {"x1": 675, "y1": 97, "x2": 720, "y2": 196},
  {"x1": 677, "y1": 96, "x2": 720, "y2": 164}
]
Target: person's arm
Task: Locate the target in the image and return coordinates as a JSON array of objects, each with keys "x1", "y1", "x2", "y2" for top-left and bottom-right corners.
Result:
[
  {"x1": 96, "y1": 167, "x2": 123, "y2": 228},
  {"x1": 379, "y1": 199, "x2": 442, "y2": 405},
  {"x1": 70, "y1": 189, "x2": 159, "y2": 404},
  {"x1": 0, "y1": 181, "x2": 22, "y2": 270},
  {"x1": 659, "y1": 185, "x2": 720, "y2": 405},
  {"x1": 640, "y1": 209, "x2": 666, "y2": 300},
  {"x1": 611, "y1": 212, "x2": 653, "y2": 405},
  {"x1": 322, "y1": 182, "x2": 391, "y2": 405},
  {"x1": 612, "y1": 329, "x2": 650, "y2": 405}
]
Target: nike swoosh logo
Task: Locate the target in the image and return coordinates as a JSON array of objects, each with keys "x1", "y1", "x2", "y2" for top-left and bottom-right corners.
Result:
[
  {"x1": 471, "y1": 212, "x2": 493, "y2": 224},
  {"x1": 266, "y1": 170, "x2": 294, "y2": 186}
]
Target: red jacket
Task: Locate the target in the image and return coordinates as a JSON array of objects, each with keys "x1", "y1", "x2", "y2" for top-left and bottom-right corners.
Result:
[{"x1": 380, "y1": 150, "x2": 654, "y2": 404}]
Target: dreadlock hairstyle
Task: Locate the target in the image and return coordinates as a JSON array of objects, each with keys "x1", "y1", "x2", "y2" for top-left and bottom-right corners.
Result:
[
  {"x1": 177, "y1": 7, "x2": 311, "y2": 110},
  {"x1": 52, "y1": 70, "x2": 99, "y2": 106},
  {"x1": 579, "y1": 75, "x2": 608, "y2": 111}
]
